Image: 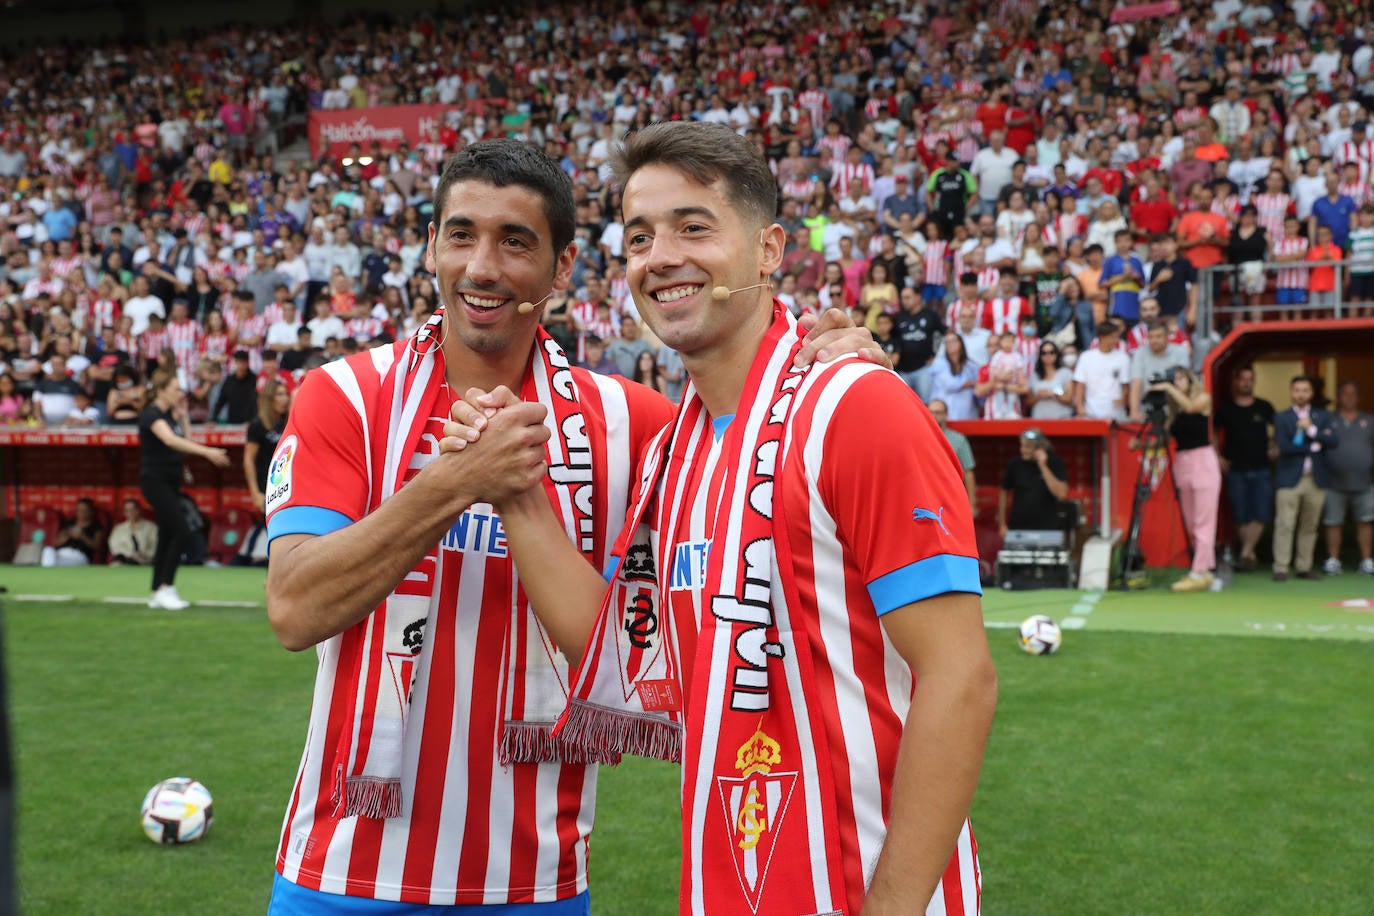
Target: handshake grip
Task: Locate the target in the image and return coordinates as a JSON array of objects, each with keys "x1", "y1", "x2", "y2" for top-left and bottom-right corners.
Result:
[{"x1": 437, "y1": 388, "x2": 552, "y2": 505}]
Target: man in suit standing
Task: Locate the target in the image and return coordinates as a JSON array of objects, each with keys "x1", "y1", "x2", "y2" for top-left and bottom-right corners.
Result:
[{"x1": 1273, "y1": 376, "x2": 1340, "y2": 581}]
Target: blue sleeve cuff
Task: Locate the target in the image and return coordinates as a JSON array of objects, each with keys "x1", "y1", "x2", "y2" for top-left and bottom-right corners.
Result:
[
  {"x1": 867, "y1": 554, "x2": 983, "y2": 615},
  {"x1": 267, "y1": 506, "x2": 354, "y2": 546}
]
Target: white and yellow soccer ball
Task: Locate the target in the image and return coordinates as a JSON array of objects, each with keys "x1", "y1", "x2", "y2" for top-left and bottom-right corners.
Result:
[
  {"x1": 141, "y1": 777, "x2": 214, "y2": 844},
  {"x1": 1017, "y1": 615, "x2": 1063, "y2": 656}
]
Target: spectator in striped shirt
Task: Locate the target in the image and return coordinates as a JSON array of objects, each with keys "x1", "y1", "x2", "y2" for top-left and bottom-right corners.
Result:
[
  {"x1": 1347, "y1": 204, "x2": 1374, "y2": 316},
  {"x1": 1273, "y1": 215, "x2": 1311, "y2": 319}
]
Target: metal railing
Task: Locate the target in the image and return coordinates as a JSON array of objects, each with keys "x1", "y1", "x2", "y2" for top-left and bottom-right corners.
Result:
[
  {"x1": 1190, "y1": 258, "x2": 1363, "y2": 371},
  {"x1": 1196, "y1": 258, "x2": 1356, "y2": 327}
]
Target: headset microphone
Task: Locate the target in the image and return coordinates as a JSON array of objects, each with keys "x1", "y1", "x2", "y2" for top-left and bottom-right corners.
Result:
[
  {"x1": 517, "y1": 291, "x2": 554, "y2": 314},
  {"x1": 710, "y1": 282, "x2": 771, "y2": 302}
]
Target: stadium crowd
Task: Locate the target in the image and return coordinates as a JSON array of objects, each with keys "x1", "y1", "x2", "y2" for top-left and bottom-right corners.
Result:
[
  {"x1": 2, "y1": 0, "x2": 1374, "y2": 432},
  {"x1": 0, "y1": 0, "x2": 1367, "y2": 584}
]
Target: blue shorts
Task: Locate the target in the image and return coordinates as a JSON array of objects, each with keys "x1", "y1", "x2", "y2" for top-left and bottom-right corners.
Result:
[
  {"x1": 268, "y1": 874, "x2": 591, "y2": 916},
  {"x1": 1276, "y1": 288, "x2": 1308, "y2": 305},
  {"x1": 1226, "y1": 467, "x2": 1274, "y2": 525},
  {"x1": 922, "y1": 283, "x2": 947, "y2": 303}
]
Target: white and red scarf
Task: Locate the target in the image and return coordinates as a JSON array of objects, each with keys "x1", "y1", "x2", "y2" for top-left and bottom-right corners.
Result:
[
  {"x1": 330, "y1": 310, "x2": 606, "y2": 819},
  {"x1": 560, "y1": 308, "x2": 850, "y2": 913}
]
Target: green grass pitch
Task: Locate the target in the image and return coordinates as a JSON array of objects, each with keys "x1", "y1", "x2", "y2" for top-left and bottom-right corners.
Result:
[{"x1": 3, "y1": 566, "x2": 1372, "y2": 914}]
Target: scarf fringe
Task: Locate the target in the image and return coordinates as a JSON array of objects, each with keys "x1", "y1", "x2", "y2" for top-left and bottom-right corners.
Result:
[
  {"x1": 332, "y1": 770, "x2": 403, "y2": 819},
  {"x1": 557, "y1": 699, "x2": 681, "y2": 765},
  {"x1": 498, "y1": 720, "x2": 621, "y2": 766}
]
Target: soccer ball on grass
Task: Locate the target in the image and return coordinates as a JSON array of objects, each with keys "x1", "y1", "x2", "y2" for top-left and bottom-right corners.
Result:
[
  {"x1": 1017, "y1": 615, "x2": 1062, "y2": 656},
  {"x1": 141, "y1": 777, "x2": 214, "y2": 844}
]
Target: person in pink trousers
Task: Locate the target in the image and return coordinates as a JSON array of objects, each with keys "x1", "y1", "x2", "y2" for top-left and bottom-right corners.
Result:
[{"x1": 1150, "y1": 366, "x2": 1224, "y2": 590}]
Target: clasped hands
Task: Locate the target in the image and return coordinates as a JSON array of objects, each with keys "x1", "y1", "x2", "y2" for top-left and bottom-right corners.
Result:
[{"x1": 435, "y1": 308, "x2": 891, "y2": 505}]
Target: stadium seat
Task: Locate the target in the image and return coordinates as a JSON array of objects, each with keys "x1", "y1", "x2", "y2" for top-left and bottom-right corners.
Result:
[
  {"x1": 14, "y1": 507, "x2": 64, "y2": 563},
  {"x1": 209, "y1": 507, "x2": 253, "y2": 565}
]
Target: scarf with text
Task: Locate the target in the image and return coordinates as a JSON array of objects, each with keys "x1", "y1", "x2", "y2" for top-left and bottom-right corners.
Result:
[
  {"x1": 559, "y1": 307, "x2": 849, "y2": 913},
  {"x1": 330, "y1": 312, "x2": 602, "y2": 820}
]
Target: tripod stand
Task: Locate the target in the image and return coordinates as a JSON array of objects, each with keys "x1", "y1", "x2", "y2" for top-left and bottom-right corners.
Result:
[{"x1": 1118, "y1": 409, "x2": 1195, "y2": 590}]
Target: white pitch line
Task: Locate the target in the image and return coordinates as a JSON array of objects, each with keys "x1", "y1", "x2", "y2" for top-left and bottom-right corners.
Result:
[
  {"x1": 1061, "y1": 617, "x2": 1088, "y2": 630},
  {"x1": 984, "y1": 621, "x2": 1020, "y2": 629},
  {"x1": 196, "y1": 600, "x2": 262, "y2": 608},
  {"x1": 9, "y1": 593, "x2": 73, "y2": 602},
  {"x1": 102, "y1": 596, "x2": 149, "y2": 604}
]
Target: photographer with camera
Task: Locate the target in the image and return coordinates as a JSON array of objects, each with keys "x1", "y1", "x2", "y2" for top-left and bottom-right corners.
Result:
[
  {"x1": 1146, "y1": 366, "x2": 1223, "y2": 591},
  {"x1": 1129, "y1": 321, "x2": 1190, "y2": 424}
]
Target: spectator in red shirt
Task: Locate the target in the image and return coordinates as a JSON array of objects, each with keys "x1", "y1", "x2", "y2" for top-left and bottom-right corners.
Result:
[
  {"x1": 1004, "y1": 92, "x2": 1039, "y2": 155},
  {"x1": 974, "y1": 84, "x2": 1009, "y2": 139},
  {"x1": 1176, "y1": 184, "x2": 1230, "y2": 271},
  {"x1": 1131, "y1": 175, "x2": 1178, "y2": 242}
]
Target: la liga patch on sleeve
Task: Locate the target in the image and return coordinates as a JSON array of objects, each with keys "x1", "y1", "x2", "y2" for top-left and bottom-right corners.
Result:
[{"x1": 265, "y1": 434, "x2": 298, "y2": 514}]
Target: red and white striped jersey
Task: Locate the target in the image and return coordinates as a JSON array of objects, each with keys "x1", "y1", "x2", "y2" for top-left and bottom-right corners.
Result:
[
  {"x1": 344, "y1": 315, "x2": 384, "y2": 341},
  {"x1": 139, "y1": 328, "x2": 167, "y2": 366},
  {"x1": 1252, "y1": 192, "x2": 1294, "y2": 239},
  {"x1": 986, "y1": 295, "x2": 1030, "y2": 335},
  {"x1": 1048, "y1": 213, "x2": 1087, "y2": 251},
  {"x1": 974, "y1": 266, "x2": 1001, "y2": 295},
  {"x1": 781, "y1": 177, "x2": 818, "y2": 201},
  {"x1": 50, "y1": 255, "x2": 84, "y2": 281},
  {"x1": 923, "y1": 240, "x2": 951, "y2": 286},
  {"x1": 952, "y1": 245, "x2": 970, "y2": 281},
  {"x1": 1015, "y1": 333, "x2": 1040, "y2": 376},
  {"x1": 269, "y1": 345, "x2": 674, "y2": 906},
  {"x1": 1333, "y1": 138, "x2": 1374, "y2": 169},
  {"x1": 1124, "y1": 323, "x2": 1148, "y2": 354},
  {"x1": 1211, "y1": 196, "x2": 1240, "y2": 223},
  {"x1": 946, "y1": 298, "x2": 985, "y2": 330},
  {"x1": 655, "y1": 358, "x2": 981, "y2": 916},
  {"x1": 1124, "y1": 323, "x2": 1189, "y2": 354},
  {"x1": 226, "y1": 311, "x2": 268, "y2": 372},
  {"x1": 182, "y1": 213, "x2": 206, "y2": 241},
  {"x1": 1338, "y1": 180, "x2": 1372, "y2": 207},
  {"x1": 816, "y1": 133, "x2": 852, "y2": 162},
  {"x1": 830, "y1": 161, "x2": 874, "y2": 198},
  {"x1": 90, "y1": 298, "x2": 121, "y2": 334},
  {"x1": 607, "y1": 277, "x2": 631, "y2": 314},
  {"x1": 1274, "y1": 236, "x2": 1311, "y2": 288},
  {"x1": 863, "y1": 95, "x2": 894, "y2": 120},
  {"x1": 578, "y1": 317, "x2": 620, "y2": 360},
  {"x1": 1273, "y1": 52, "x2": 1302, "y2": 76},
  {"x1": 263, "y1": 302, "x2": 286, "y2": 327},
  {"x1": 21, "y1": 277, "x2": 63, "y2": 301},
  {"x1": 955, "y1": 78, "x2": 983, "y2": 98},
  {"x1": 797, "y1": 89, "x2": 829, "y2": 128},
  {"x1": 1174, "y1": 105, "x2": 1206, "y2": 136},
  {"x1": 955, "y1": 131, "x2": 981, "y2": 166},
  {"x1": 570, "y1": 300, "x2": 598, "y2": 334},
  {"x1": 164, "y1": 319, "x2": 203, "y2": 377},
  {"x1": 200, "y1": 332, "x2": 232, "y2": 364}
]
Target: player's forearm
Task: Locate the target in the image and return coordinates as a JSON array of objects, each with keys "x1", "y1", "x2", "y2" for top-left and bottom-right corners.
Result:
[
  {"x1": 864, "y1": 656, "x2": 997, "y2": 913},
  {"x1": 498, "y1": 489, "x2": 606, "y2": 665},
  {"x1": 265, "y1": 469, "x2": 474, "y2": 651}
]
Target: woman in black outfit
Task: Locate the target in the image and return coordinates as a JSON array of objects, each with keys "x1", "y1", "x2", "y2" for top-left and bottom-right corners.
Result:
[
  {"x1": 139, "y1": 369, "x2": 231, "y2": 610},
  {"x1": 244, "y1": 379, "x2": 291, "y2": 514},
  {"x1": 1229, "y1": 204, "x2": 1269, "y2": 321}
]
